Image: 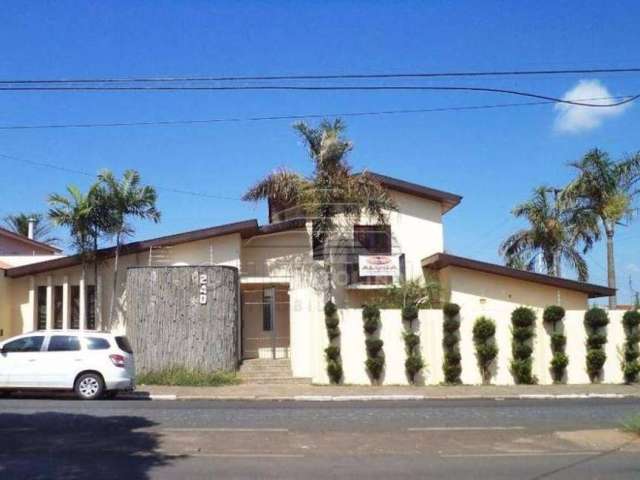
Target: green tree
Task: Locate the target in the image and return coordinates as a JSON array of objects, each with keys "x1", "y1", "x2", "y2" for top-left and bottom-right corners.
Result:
[
  {"x1": 98, "y1": 170, "x2": 160, "y2": 324},
  {"x1": 563, "y1": 148, "x2": 640, "y2": 308},
  {"x1": 3, "y1": 212, "x2": 59, "y2": 245},
  {"x1": 500, "y1": 186, "x2": 599, "y2": 281},
  {"x1": 243, "y1": 119, "x2": 396, "y2": 298}
]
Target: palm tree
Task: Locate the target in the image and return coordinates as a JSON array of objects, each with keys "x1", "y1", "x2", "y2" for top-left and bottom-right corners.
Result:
[
  {"x1": 48, "y1": 186, "x2": 97, "y2": 324},
  {"x1": 500, "y1": 186, "x2": 600, "y2": 282},
  {"x1": 3, "y1": 213, "x2": 59, "y2": 245},
  {"x1": 98, "y1": 169, "x2": 160, "y2": 324},
  {"x1": 563, "y1": 148, "x2": 640, "y2": 308},
  {"x1": 243, "y1": 119, "x2": 396, "y2": 298}
]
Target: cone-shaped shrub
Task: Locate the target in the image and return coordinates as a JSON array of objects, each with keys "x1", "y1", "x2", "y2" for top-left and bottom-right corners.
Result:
[
  {"x1": 473, "y1": 316, "x2": 498, "y2": 384},
  {"x1": 363, "y1": 304, "x2": 384, "y2": 384},
  {"x1": 324, "y1": 301, "x2": 342, "y2": 384},
  {"x1": 584, "y1": 307, "x2": 609, "y2": 383},
  {"x1": 622, "y1": 310, "x2": 640, "y2": 384},
  {"x1": 442, "y1": 303, "x2": 462, "y2": 384},
  {"x1": 544, "y1": 306, "x2": 567, "y2": 383}
]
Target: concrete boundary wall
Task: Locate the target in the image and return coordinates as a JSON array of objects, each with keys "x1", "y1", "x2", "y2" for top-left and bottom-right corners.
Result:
[{"x1": 323, "y1": 308, "x2": 629, "y2": 386}]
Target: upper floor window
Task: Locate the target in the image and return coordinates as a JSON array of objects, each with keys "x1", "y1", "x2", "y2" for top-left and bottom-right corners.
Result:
[{"x1": 354, "y1": 225, "x2": 391, "y2": 254}]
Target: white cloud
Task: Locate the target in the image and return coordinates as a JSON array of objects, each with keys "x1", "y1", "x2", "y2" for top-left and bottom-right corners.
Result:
[{"x1": 554, "y1": 79, "x2": 630, "y2": 134}]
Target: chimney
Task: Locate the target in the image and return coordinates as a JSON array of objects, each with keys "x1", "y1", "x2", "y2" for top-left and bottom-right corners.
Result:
[{"x1": 27, "y1": 218, "x2": 35, "y2": 239}]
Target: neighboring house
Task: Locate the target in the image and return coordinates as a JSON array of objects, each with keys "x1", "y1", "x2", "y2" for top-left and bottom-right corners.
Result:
[
  {"x1": 0, "y1": 172, "x2": 614, "y2": 383},
  {"x1": 0, "y1": 226, "x2": 62, "y2": 338}
]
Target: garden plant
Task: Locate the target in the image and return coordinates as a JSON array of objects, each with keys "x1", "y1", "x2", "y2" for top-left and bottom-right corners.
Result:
[
  {"x1": 442, "y1": 303, "x2": 462, "y2": 384},
  {"x1": 543, "y1": 305, "x2": 568, "y2": 383}
]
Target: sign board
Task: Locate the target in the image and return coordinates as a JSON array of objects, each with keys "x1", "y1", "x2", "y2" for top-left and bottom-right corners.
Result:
[
  {"x1": 199, "y1": 273, "x2": 208, "y2": 305},
  {"x1": 358, "y1": 255, "x2": 400, "y2": 277}
]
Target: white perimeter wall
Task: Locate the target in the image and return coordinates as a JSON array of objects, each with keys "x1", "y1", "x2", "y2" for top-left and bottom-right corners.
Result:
[{"x1": 311, "y1": 308, "x2": 629, "y2": 385}]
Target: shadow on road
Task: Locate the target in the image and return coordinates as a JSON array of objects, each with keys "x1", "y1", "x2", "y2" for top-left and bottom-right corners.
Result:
[{"x1": 0, "y1": 412, "x2": 176, "y2": 479}]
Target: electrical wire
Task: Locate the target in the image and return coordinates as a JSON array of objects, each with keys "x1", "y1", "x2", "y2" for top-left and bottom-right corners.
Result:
[{"x1": 1, "y1": 67, "x2": 639, "y2": 83}]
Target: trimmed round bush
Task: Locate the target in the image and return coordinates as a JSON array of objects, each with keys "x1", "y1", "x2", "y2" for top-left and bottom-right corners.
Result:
[
  {"x1": 366, "y1": 356, "x2": 385, "y2": 381},
  {"x1": 543, "y1": 305, "x2": 566, "y2": 325},
  {"x1": 586, "y1": 333, "x2": 608, "y2": 349},
  {"x1": 512, "y1": 343, "x2": 533, "y2": 360},
  {"x1": 325, "y1": 316, "x2": 339, "y2": 329},
  {"x1": 624, "y1": 362, "x2": 640, "y2": 383},
  {"x1": 550, "y1": 352, "x2": 569, "y2": 382},
  {"x1": 584, "y1": 307, "x2": 609, "y2": 330},
  {"x1": 402, "y1": 304, "x2": 419, "y2": 322},
  {"x1": 363, "y1": 304, "x2": 380, "y2": 321},
  {"x1": 623, "y1": 310, "x2": 640, "y2": 329},
  {"x1": 624, "y1": 350, "x2": 640, "y2": 363},
  {"x1": 443, "y1": 302, "x2": 460, "y2": 318},
  {"x1": 445, "y1": 351, "x2": 461, "y2": 364},
  {"x1": 325, "y1": 345, "x2": 340, "y2": 361},
  {"x1": 327, "y1": 360, "x2": 343, "y2": 384},
  {"x1": 327, "y1": 326, "x2": 340, "y2": 340},
  {"x1": 324, "y1": 301, "x2": 337, "y2": 317},
  {"x1": 443, "y1": 364, "x2": 462, "y2": 383},
  {"x1": 365, "y1": 338, "x2": 384, "y2": 356},
  {"x1": 510, "y1": 358, "x2": 534, "y2": 385},
  {"x1": 586, "y1": 349, "x2": 607, "y2": 381},
  {"x1": 476, "y1": 343, "x2": 498, "y2": 363},
  {"x1": 403, "y1": 332, "x2": 420, "y2": 350},
  {"x1": 512, "y1": 327, "x2": 535, "y2": 342},
  {"x1": 405, "y1": 355, "x2": 425, "y2": 381},
  {"x1": 473, "y1": 317, "x2": 496, "y2": 342},
  {"x1": 443, "y1": 332, "x2": 458, "y2": 348},
  {"x1": 443, "y1": 317, "x2": 461, "y2": 333},
  {"x1": 512, "y1": 307, "x2": 536, "y2": 328},
  {"x1": 363, "y1": 317, "x2": 379, "y2": 335}
]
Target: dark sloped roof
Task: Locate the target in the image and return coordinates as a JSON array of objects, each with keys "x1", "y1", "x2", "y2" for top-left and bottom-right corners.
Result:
[
  {"x1": 0, "y1": 226, "x2": 62, "y2": 254},
  {"x1": 5, "y1": 218, "x2": 306, "y2": 278},
  {"x1": 422, "y1": 253, "x2": 615, "y2": 298}
]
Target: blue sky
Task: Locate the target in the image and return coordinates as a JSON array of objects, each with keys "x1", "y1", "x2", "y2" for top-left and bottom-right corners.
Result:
[{"x1": 1, "y1": 1, "x2": 639, "y2": 302}]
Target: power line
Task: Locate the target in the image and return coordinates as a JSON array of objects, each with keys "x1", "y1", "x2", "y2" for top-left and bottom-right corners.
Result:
[
  {"x1": 0, "y1": 152, "x2": 243, "y2": 201},
  {"x1": 0, "y1": 95, "x2": 628, "y2": 131},
  {"x1": 1, "y1": 67, "x2": 640, "y2": 84},
  {"x1": 0, "y1": 84, "x2": 638, "y2": 108}
]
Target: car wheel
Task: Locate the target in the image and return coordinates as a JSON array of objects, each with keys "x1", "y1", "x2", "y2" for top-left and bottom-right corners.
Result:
[{"x1": 75, "y1": 373, "x2": 104, "y2": 400}]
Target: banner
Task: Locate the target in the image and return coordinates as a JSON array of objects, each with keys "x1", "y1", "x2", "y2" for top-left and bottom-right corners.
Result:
[{"x1": 358, "y1": 255, "x2": 400, "y2": 277}]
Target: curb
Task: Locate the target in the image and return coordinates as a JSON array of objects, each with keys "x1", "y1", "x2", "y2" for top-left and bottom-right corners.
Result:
[{"x1": 120, "y1": 392, "x2": 637, "y2": 401}]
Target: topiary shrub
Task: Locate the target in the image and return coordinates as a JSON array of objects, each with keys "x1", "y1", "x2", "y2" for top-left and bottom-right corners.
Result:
[
  {"x1": 544, "y1": 306, "x2": 567, "y2": 383},
  {"x1": 402, "y1": 304, "x2": 424, "y2": 384},
  {"x1": 473, "y1": 316, "x2": 498, "y2": 384},
  {"x1": 324, "y1": 301, "x2": 342, "y2": 384},
  {"x1": 363, "y1": 304, "x2": 384, "y2": 384},
  {"x1": 442, "y1": 303, "x2": 462, "y2": 384},
  {"x1": 510, "y1": 307, "x2": 536, "y2": 384},
  {"x1": 584, "y1": 307, "x2": 609, "y2": 383},
  {"x1": 622, "y1": 310, "x2": 640, "y2": 384}
]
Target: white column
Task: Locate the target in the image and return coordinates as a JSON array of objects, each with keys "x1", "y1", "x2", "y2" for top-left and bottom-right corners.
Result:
[
  {"x1": 46, "y1": 276, "x2": 53, "y2": 330},
  {"x1": 79, "y1": 273, "x2": 86, "y2": 330},
  {"x1": 25, "y1": 276, "x2": 36, "y2": 333},
  {"x1": 62, "y1": 276, "x2": 70, "y2": 329}
]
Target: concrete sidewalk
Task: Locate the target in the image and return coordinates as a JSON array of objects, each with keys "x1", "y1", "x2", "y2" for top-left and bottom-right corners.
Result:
[{"x1": 131, "y1": 383, "x2": 640, "y2": 401}]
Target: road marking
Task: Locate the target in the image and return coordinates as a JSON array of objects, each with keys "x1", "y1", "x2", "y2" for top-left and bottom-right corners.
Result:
[
  {"x1": 409, "y1": 426, "x2": 524, "y2": 431},
  {"x1": 440, "y1": 451, "x2": 602, "y2": 458},
  {"x1": 161, "y1": 427, "x2": 289, "y2": 433}
]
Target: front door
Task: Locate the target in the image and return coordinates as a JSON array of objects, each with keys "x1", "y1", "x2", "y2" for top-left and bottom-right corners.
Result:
[{"x1": 241, "y1": 285, "x2": 290, "y2": 359}]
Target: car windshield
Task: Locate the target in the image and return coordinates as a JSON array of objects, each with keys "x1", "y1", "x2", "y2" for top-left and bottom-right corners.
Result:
[{"x1": 115, "y1": 336, "x2": 133, "y2": 354}]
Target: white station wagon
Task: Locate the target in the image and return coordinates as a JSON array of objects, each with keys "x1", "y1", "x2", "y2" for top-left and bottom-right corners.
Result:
[{"x1": 0, "y1": 330, "x2": 135, "y2": 400}]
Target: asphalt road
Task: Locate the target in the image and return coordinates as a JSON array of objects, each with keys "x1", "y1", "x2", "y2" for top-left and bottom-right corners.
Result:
[{"x1": 0, "y1": 397, "x2": 639, "y2": 479}]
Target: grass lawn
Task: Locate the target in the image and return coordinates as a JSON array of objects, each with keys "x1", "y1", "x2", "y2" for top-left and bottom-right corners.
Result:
[{"x1": 137, "y1": 367, "x2": 240, "y2": 387}]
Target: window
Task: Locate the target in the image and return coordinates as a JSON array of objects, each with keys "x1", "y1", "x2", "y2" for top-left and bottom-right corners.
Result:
[
  {"x1": 86, "y1": 285, "x2": 96, "y2": 330},
  {"x1": 70, "y1": 286, "x2": 80, "y2": 329},
  {"x1": 48, "y1": 335, "x2": 81, "y2": 352},
  {"x1": 353, "y1": 225, "x2": 392, "y2": 254},
  {"x1": 53, "y1": 286, "x2": 63, "y2": 329},
  {"x1": 3, "y1": 336, "x2": 44, "y2": 353},
  {"x1": 37, "y1": 286, "x2": 47, "y2": 330},
  {"x1": 86, "y1": 337, "x2": 110, "y2": 350},
  {"x1": 262, "y1": 289, "x2": 273, "y2": 331},
  {"x1": 115, "y1": 336, "x2": 133, "y2": 354}
]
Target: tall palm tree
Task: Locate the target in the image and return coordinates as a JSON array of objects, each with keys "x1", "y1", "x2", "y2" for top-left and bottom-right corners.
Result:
[
  {"x1": 98, "y1": 169, "x2": 160, "y2": 324},
  {"x1": 243, "y1": 119, "x2": 396, "y2": 298},
  {"x1": 500, "y1": 186, "x2": 600, "y2": 282},
  {"x1": 3, "y1": 212, "x2": 59, "y2": 245},
  {"x1": 48, "y1": 186, "x2": 96, "y2": 324},
  {"x1": 563, "y1": 148, "x2": 640, "y2": 308}
]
